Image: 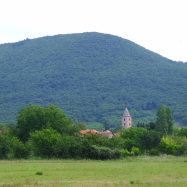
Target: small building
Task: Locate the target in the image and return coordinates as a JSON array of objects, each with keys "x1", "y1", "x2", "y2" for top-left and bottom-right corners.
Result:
[
  {"x1": 98, "y1": 130, "x2": 114, "y2": 138},
  {"x1": 113, "y1": 133, "x2": 120, "y2": 137},
  {"x1": 122, "y1": 107, "x2": 132, "y2": 129},
  {"x1": 79, "y1": 129, "x2": 98, "y2": 134},
  {"x1": 79, "y1": 129, "x2": 114, "y2": 138}
]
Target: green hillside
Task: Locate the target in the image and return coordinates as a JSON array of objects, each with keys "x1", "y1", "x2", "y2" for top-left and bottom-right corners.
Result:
[{"x1": 0, "y1": 32, "x2": 187, "y2": 128}]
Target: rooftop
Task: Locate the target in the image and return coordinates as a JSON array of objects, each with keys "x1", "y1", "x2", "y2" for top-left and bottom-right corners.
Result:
[{"x1": 123, "y1": 107, "x2": 131, "y2": 117}]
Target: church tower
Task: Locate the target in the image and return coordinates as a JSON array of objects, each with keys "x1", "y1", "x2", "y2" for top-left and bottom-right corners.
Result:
[{"x1": 122, "y1": 107, "x2": 132, "y2": 129}]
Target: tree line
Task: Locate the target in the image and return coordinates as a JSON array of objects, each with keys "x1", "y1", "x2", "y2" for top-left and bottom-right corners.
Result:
[{"x1": 0, "y1": 103, "x2": 187, "y2": 160}]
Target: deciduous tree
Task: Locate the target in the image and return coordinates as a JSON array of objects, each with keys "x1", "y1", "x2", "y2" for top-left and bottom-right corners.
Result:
[
  {"x1": 155, "y1": 104, "x2": 168, "y2": 134},
  {"x1": 30, "y1": 129, "x2": 61, "y2": 158},
  {"x1": 166, "y1": 106, "x2": 174, "y2": 134},
  {"x1": 16, "y1": 103, "x2": 73, "y2": 142}
]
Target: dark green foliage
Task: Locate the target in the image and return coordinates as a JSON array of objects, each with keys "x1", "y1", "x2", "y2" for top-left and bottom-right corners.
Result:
[
  {"x1": 15, "y1": 103, "x2": 73, "y2": 142},
  {"x1": 179, "y1": 117, "x2": 187, "y2": 126},
  {"x1": 104, "y1": 136, "x2": 125, "y2": 150},
  {"x1": 149, "y1": 148, "x2": 160, "y2": 156},
  {"x1": 113, "y1": 149, "x2": 122, "y2": 159},
  {"x1": 166, "y1": 106, "x2": 174, "y2": 134},
  {"x1": 170, "y1": 135, "x2": 187, "y2": 154},
  {"x1": 80, "y1": 138, "x2": 92, "y2": 159},
  {"x1": 90, "y1": 145, "x2": 122, "y2": 160},
  {"x1": 73, "y1": 120, "x2": 87, "y2": 130},
  {"x1": 178, "y1": 127, "x2": 187, "y2": 137},
  {"x1": 83, "y1": 131, "x2": 104, "y2": 146},
  {"x1": 12, "y1": 137, "x2": 31, "y2": 159},
  {"x1": 104, "y1": 123, "x2": 109, "y2": 131},
  {"x1": 54, "y1": 134, "x2": 83, "y2": 159},
  {"x1": 142, "y1": 121, "x2": 156, "y2": 131},
  {"x1": 155, "y1": 104, "x2": 168, "y2": 134},
  {"x1": 30, "y1": 129, "x2": 61, "y2": 158},
  {"x1": 120, "y1": 127, "x2": 162, "y2": 151},
  {"x1": 0, "y1": 32, "x2": 187, "y2": 126},
  {"x1": 0, "y1": 124, "x2": 6, "y2": 131},
  {"x1": 36, "y1": 172, "x2": 43, "y2": 175},
  {"x1": 137, "y1": 121, "x2": 145, "y2": 128},
  {"x1": 0, "y1": 133, "x2": 11, "y2": 159},
  {"x1": 142, "y1": 105, "x2": 173, "y2": 135},
  {"x1": 113, "y1": 124, "x2": 122, "y2": 133}
]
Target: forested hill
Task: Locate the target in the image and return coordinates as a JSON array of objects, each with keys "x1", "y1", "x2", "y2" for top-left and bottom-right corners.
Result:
[{"x1": 0, "y1": 32, "x2": 187, "y2": 128}]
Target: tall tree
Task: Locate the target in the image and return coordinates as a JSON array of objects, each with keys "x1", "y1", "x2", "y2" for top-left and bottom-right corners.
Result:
[
  {"x1": 104, "y1": 123, "x2": 109, "y2": 131},
  {"x1": 155, "y1": 104, "x2": 168, "y2": 134},
  {"x1": 166, "y1": 106, "x2": 174, "y2": 134},
  {"x1": 15, "y1": 103, "x2": 73, "y2": 142}
]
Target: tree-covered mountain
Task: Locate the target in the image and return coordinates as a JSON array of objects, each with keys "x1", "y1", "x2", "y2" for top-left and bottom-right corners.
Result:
[{"x1": 0, "y1": 32, "x2": 187, "y2": 128}]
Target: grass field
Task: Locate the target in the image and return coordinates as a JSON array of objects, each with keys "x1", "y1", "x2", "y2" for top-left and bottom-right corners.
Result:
[{"x1": 0, "y1": 156, "x2": 187, "y2": 187}]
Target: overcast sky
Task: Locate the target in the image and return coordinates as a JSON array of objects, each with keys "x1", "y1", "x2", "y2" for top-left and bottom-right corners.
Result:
[{"x1": 0, "y1": 0, "x2": 187, "y2": 62}]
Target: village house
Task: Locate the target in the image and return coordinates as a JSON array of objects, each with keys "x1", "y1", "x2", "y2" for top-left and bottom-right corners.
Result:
[
  {"x1": 79, "y1": 107, "x2": 132, "y2": 136},
  {"x1": 79, "y1": 129, "x2": 114, "y2": 138}
]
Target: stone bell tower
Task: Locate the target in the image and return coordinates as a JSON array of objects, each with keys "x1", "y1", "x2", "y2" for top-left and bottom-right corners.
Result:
[{"x1": 122, "y1": 106, "x2": 132, "y2": 129}]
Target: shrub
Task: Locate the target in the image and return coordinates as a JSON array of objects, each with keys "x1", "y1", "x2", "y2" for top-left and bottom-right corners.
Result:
[
  {"x1": 121, "y1": 149, "x2": 131, "y2": 157},
  {"x1": 12, "y1": 137, "x2": 31, "y2": 159},
  {"x1": 90, "y1": 145, "x2": 101, "y2": 160},
  {"x1": 149, "y1": 148, "x2": 160, "y2": 156},
  {"x1": 36, "y1": 172, "x2": 43, "y2": 175},
  {"x1": 131, "y1": 147, "x2": 141, "y2": 156},
  {"x1": 170, "y1": 135, "x2": 187, "y2": 154},
  {"x1": 90, "y1": 145, "x2": 121, "y2": 160},
  {"x1": 0, "y1": 134, "x2": 12, "y2": 159},
  {"x1": 30, "y1": 129, "x2": 61, "y2": 158},
  {"x1": 100, "y1": 146, "x2": 113, "y2": 160},
  {"x1": 159, "y1": 137, "x2": 177, "y2": 155},
  {"x1": 113, "y1": 149, "x2": 122, "y2": 159}
]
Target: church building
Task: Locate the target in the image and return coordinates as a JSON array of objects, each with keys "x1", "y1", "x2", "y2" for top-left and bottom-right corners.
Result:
[{"x1": 122, "y1": 107, "x2": 132, "y2": 128}]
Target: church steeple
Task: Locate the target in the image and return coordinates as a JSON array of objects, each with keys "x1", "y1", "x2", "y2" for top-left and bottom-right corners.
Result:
[{"x1": 122, "y1": 106, "x2": 132, "y2": 129}]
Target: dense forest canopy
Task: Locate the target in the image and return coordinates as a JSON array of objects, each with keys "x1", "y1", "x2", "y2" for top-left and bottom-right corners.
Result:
[{"x1": 0, "y1": 32, "x2": 187, "y2": 128}]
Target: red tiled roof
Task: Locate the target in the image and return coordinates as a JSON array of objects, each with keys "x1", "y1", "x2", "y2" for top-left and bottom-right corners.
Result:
[
  {"x1": 79, "y1": 129, "x2": 98, "y2": 134},
  {"x1": 113, "y1": 133, "x2": 120, "y2": 137}
]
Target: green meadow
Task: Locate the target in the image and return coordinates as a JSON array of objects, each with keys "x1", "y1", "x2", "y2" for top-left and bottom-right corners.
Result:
[{"x1": 0, "y1": 156, "x2": 187, "y2": 187}]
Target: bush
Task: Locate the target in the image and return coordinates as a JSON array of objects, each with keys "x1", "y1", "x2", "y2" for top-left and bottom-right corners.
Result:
[
  {"x1": 149, "y1": 148, "x2": 160, "y2": 156},
  {"x1": 36, "y1": 172, "x2": 43, "y2": 175},
  {"x1": 131, "y1": 147, "x2": 141, "y2": 156},
  {"x1": 100, "y1": 146, "x2": 114, "y2": 160},
  {"x1": 12, "y1": 137, "x2": 31, "y2": 159},
  {"x1": 30, "y1": 129, "x2": 61, "y2": 158},
  {"x1": 0, "y1": 134, "x2": 12, "y2": 159},
  {"x1": 121, "y1": 149, "x2": 131, "y2": 157},
  {"x1": 113, "y1": 149, "x2": 122, "y2": 159},
  {"x1": 169, "y1": 135, "x2": 187, "y2": 154},
  {"x1": 159, "y1": 137, "x2": 177, "y2": 155},
  {"x1": 90, "y1": 145, "x2": 121, "y2": 160}
]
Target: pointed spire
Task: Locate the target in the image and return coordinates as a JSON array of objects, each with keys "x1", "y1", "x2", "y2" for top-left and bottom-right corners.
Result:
[{"x1": 123, "y1": 107, "x2": 131, "y2": 117}]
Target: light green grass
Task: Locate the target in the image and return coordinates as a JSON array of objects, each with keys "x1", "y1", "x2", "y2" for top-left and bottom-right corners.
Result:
[{"x1": 0, "y1": 156, "x2": 187, "y2": 187}]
